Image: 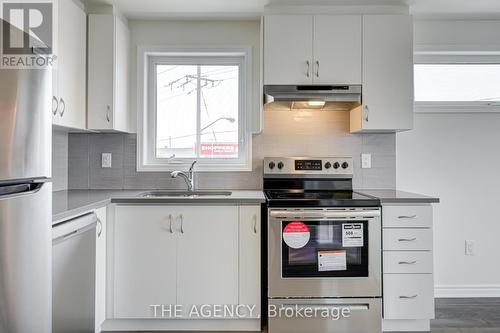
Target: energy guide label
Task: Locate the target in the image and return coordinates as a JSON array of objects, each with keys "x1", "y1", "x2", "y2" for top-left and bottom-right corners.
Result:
[{"x1": 342, "y1": 223, "x2": 363, "y2": 247}]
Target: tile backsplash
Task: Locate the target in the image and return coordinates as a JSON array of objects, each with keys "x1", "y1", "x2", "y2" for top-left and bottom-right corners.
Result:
[
  {"x1": 52, "y1": 130, "x2": 68, "y2": 191},
  {"x1": 68, "y1": 111, "x2": 396, "y2": 190}
]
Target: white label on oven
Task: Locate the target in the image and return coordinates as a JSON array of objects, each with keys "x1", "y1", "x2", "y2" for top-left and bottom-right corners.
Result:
[
  {"x1": 283, "y1": 221, "x2": 310, "y2": 249},
  {"x1": 342, "y1": 223, "x2": 363, "y2": 247},
  {"x1": 318, "y1": 250, "x2": 347, "y2": 271}
]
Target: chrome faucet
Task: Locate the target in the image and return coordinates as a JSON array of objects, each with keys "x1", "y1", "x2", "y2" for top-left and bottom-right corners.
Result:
[{"x1": 170, "y1": 161, "x2": 197, "y2": 191}]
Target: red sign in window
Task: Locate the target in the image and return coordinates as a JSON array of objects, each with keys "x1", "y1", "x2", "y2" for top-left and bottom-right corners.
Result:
[{"x1": 200, "y1": 143, "x2": 238, "y2": 156}]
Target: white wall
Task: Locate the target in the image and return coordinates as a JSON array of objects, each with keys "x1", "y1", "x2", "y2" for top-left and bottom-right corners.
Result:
[
  {"x1": 397, "y1": 19, "x2": 500, "y2": 297},
  {"x1": 128, "y1": 19, "x2": 262, "y2": 133}
]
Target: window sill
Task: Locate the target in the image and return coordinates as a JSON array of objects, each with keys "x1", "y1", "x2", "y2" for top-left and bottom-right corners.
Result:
[
  {"x1": 137, "y1": 162, "x2": 253, "y2": 173},
  {"x1": 414, "y1": 102, "x2": 500, "y2": 113}
]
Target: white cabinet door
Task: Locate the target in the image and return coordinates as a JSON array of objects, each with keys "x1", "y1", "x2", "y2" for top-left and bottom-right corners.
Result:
[
  {"x1": 352, "y1": 15, "x2": 413, "y2": 132},
  {"x1": 264, "y1": 15, "x2": 313, "y2": 85},
  {"x1": 113, "y1": 206, "x2": 177, "y2": 318},
  {"x1": 53, "y1": 0, "x2": 86, "y2": 129},
  {"x1": 239, "y1": 206, "x2": 261, "y2": 318},
  {"x1": 176, "y1": 206, "x2": 239, "y2": 316},
  {"x1": 313, "y1": 15, "x2": 362, "y2": 84},
  {"x1": 95, "y1": 206, "x2": 107, "y2": 332},
  {"x1": 88, "y1": 14, "x2": 130, "y2": 132},
  {"x1": 88, "y1": 14, "x2": 114, "y2": 130}
]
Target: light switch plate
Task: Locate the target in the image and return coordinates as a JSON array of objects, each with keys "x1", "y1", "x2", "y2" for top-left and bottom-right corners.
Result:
[
  {"x1": 361, "y1": 154, "x2": 372, "y2": 169},
  {"x1": 101, "y1": 153, "x2": 112, "y2": 168}
]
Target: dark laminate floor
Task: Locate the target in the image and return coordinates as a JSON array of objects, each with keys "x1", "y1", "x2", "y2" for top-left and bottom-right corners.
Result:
[{"x1": 400, "y1": 298, "x2": 500, "y2": 333}]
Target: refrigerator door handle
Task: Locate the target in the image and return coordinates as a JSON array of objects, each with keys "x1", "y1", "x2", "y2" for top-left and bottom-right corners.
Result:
[{"x1": 0, "y1": 182, "x2": 43, "y2": 199}]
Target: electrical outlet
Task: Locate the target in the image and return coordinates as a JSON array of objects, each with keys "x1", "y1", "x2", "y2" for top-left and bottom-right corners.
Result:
[
  {"x1": 101, "y1": 153, "x2": 112, "y2": 168},
  {"x1": 465, "y1": 240, "x2": 475, "y2": 256},
  {"x1": 361, "y1": 154, "x2": 372, "y2": 169}
]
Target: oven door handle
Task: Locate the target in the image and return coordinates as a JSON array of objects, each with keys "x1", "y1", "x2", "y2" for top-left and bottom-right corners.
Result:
[
  {"x1": 282, "y1": 304, "x2": 370, "y2": 311},
  {"x1": 270, "y1": 210, "x2": 380, "y2": 219}
]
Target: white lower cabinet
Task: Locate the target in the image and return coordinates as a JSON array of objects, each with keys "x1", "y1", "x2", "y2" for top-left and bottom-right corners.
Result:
[
  {"x1": 113, "y1": 205, "x2": 177, "y2": 318},
  {"x1": 104, "y1": 204, "x2": 261, "y2": 331},
  {"x1": 382, "y1": 204, "x2": 435, "y2": 332},
  {"x1": 383, "y1": 274, "x2": 435, "y2": 319},
  {"x1": 95, "y1": 206, "x2": 107, "y2": 332},
  {"x1": 176, "y1": 206, "x2": 239, "y2": 315}
]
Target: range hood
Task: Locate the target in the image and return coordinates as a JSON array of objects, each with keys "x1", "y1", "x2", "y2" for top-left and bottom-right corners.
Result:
[{"x1": 264, "y1": 85, "x2": 362, "y2": 111}]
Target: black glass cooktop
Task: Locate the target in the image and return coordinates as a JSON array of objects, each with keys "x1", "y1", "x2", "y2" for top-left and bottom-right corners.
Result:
[{"x1": 264, "y1": 190, "x2": 380, "y2": 207}]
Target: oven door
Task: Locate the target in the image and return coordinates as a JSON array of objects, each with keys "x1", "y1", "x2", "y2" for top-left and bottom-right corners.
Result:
[{"x1": 268, "y1": 208, "x2": 381, "y2": 298}]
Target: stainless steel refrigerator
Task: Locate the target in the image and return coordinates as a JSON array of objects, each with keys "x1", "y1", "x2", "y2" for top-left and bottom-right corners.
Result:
[{"x1": 0, "y1": 42, "x2": 52, "y2": 332}]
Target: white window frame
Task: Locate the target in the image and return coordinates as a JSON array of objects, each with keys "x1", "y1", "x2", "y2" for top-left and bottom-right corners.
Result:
[
  {"x1": 414, "y1": 50, "x2": 500, "y2": 113},
  {"x1": 137, "y1": 46, "x2": 253, "y2": 172}
]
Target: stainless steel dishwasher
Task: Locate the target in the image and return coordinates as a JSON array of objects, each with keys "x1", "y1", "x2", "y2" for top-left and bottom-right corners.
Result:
[{"x1": 52, "y1": 213, "x2": 97, "y2": 333}]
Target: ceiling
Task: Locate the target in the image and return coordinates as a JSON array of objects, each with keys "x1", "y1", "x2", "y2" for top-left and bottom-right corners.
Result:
[{"x1": 89, "y1": 0, "x2": 500, "y2": 19}]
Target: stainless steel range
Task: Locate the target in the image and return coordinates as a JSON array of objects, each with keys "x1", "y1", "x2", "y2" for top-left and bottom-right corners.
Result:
[{"x1": 264, "y1": 157, "x2": 382, "y2": 333}]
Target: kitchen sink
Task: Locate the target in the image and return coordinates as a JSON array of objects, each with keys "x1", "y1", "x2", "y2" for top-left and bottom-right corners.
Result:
[{"x1": 140, "y1": 190, "x2": 232, "y2": 198}]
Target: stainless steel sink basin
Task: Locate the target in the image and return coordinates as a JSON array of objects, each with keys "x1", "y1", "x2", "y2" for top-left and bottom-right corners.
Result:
[{"x1": 140, "y1": 191, "x2": 232, "y2": 198}]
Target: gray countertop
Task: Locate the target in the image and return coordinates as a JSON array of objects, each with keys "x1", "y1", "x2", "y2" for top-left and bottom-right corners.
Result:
[
  {"x1": 52, "y1": 189, "x2": 266, "y2": 223},
  {"x1": 356, "y1": 189, "x2": 440, "y2": 204},
  {"x1": 53, "y1": 188, "x2": 438, "y2": 222}
]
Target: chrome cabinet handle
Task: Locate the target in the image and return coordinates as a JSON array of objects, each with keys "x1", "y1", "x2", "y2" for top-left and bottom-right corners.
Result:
[
  {"x1": 399, "y1": 295, "x2": 418, "y2": 299},
  {"x1": 364, "y1": 105, "x2": 369, "y2": 122},
  {"x1": 168, "y1": 214, "x2": 174, "y2": 234},
  {"x1": 398, "y1": 215, "x2": 417, "y2": 219},
  {"x1": 398, "y1": 238, "x2": 417, "y2": 242},
  {"x1": 315, "y1": 60, "x2": 319, "y2": 77},
  {"x1": 398, "y1": 260, "x2": 417, "y2": 265},
  {"x1": 253, "y1": 214, "x2": 257, "y2": 234},
  {"x1": 306, "y1": 60, "x2": 310, "y2": 78},
  {"x1": 59, "y1": 97, "x2": 65, "y2": 117},
  {"x1": 180, "y1": 214, "x2": 184, "y2": 234},
  {"x1": 97, "y1": 218, "x2": 103, "y2": 238},
  {"x1": 52, "y1": 96, "x2": 58, "y2": 115},
  {"x1": 106, "y1": 105, "x2": 111, "y2": 122}
]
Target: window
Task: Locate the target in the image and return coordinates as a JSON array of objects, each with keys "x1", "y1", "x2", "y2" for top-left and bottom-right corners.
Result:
[
  {"x1": 414, "y1": 62, "x2": 500, "y2": 112},
  {"x1": 415, "y1": 64, "x2": 500, "y2": 102},
  {"x1": 138, "y1": 47, "x2": 252, "y2": 171}
]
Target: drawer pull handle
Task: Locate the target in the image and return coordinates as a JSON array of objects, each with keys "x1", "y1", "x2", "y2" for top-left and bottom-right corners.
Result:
[
  {"x1": 398, "y1": 261, "x2": 417, "y2": 265},
  {"x1": 399, "y1": 295, "x2": 418, "y2": 299},
  {"x1": 398, "y1": 215, "x2": 417, "y2": 219},
  {"x1": 398, "y1": 238, "x2": 417, "y2": 242}
]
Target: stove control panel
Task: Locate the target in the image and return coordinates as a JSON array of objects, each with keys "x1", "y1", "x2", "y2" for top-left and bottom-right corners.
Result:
[{"x1": 264, "y1": 157, "x2": 353, "y2": 177}]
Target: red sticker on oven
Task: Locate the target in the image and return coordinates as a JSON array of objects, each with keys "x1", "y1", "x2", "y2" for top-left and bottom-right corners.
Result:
[{"x1": 283, "y1": 221, "x2": 310, "y2": 249}]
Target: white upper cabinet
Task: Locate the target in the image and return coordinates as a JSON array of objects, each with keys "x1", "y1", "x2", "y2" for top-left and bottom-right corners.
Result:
[
  {"x1": 351, "y1": 15, "x2": 414, "y2": 132},
  {"x1": 264, "y1": 15, "x2": 362, "y2": 85},
  {"x1": 88, "y1": 14, "x2": 131, "y2": 132},
  {"x1": 264, "y1": 15, "x2": 313, "y2": 85},
  {"x1": 313, "y1": 15, "x2": 362, "y2": 84},
  {"x1": 52, "y1": 0, "x2": 86, "y2": 130}
]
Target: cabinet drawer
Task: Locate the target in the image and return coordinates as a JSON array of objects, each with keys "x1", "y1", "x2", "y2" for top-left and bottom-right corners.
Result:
[
  {"x1": 383, "y1": 229, "x2": 432, "y2": 251},
  {"x1": 383, "y1": 205, "x2": 432, "y2": 228},
  {"x1": 383, "y1": 251, "x2": 432, "y2": 274},
  {"x1": 383, "y1": 274, "x2": 434, "y2": 319}
]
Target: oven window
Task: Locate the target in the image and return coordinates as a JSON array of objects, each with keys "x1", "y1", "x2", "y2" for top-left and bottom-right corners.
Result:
[{"x1": 281, "y1": 220, "x2": 369, "y2": 278}]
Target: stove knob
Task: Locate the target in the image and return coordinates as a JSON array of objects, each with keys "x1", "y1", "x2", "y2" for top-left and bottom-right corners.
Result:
[
  {"x1": 333, "y1": 162, "x2": 340, "y2": 169},
  {"x1": 268, "y1": 161, "x2": 275, "y2": 169},
  {"x1": 342, "y1": 162, "x2": 349, "y2": 169},
  {"x1": 277, "y1": 161, "x2": 284, "y2": 170},
  {"x1": 325, "y1": 162, "x2": 332, "y2": 169}
]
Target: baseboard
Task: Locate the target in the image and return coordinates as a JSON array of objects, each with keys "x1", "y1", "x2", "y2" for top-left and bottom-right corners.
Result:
[{"x1": 435, "y1": 284, "x2": 500, "y2": 298}]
